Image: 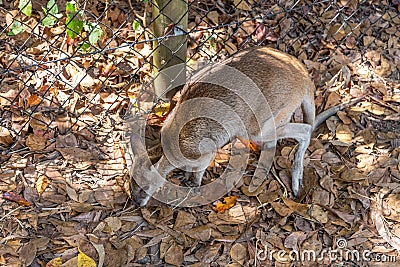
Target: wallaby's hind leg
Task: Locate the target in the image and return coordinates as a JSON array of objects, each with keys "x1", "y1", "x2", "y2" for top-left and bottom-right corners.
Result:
[
  {"x1": 250, "y1": 93, "x2": 315, "y2": 194},
  {"x1": 275, "y1": 123, "x2": 312, "y2": 196}
]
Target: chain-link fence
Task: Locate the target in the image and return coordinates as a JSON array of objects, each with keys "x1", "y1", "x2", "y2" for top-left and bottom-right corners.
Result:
[
  {"x1": 0, "y1": 0, "x2": 399, "y2": 169},
  {"x1": 1, "y1": 1, "x2": 400, "y2": 265}
]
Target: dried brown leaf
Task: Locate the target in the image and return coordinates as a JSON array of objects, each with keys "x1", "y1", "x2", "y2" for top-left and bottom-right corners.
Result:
[
  {"x1": 230, "y1": 243, "x2": 247, "y2": 264},
  {"x1": 336, "y1": 123, "x2": 353, "y2": 142},
  {"x1": 165, "y1": 243, "x2": 184, "y2": 266},
  {"x1": 26, "y1": 134, "x2": 47, "y2": 150}
]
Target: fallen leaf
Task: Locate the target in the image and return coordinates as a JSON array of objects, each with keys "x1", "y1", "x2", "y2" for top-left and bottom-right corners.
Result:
[
  {"x1": 0, "y1": 126, "x2": 13, "y2": 146},
  {"x1": 282, "y1": 198, "x2": 310, "y2": 218},
  {"x1": 46, "y1": 258, "x2": 63, "y2": 267},
  {"x1": 321, "y1": 151, "x2": 342, "y2": 164},
  {"x1": 230, "y1": 243, "x2": 247, "y2": 264},
  {"x1": 78, "y1": 247, "x2": 96, "y2": 267},
  {"x1": 104, "y1": 217, "x2": 122, "y2": 232},
  {"x1": 207, "y1": 11, "x2": 219, "y2": 25},
  {"x1": 27, "y1": 94, "x2": 42, "y2": 107},
  {"x1": 30, "y1": 113, "x2": 51, "y2": 130},
  {"x1": 271, "y1": 202, "x2": 293, "y2": 217},
  {"x1": 212, "y1": 196, "x2": 239, "y2": 213},
  {"x1": 19, "y1": 241, "x2": 37, "y2": 266},
  {"x1": 325, "y1": 92, "x2": 341, "y2": 109},
  {"x1": 336, "y1": 123, "x2": 353, "y2": 142},
  {"x1": 36, "y1": 175, "x2": 50, "y2": 195},
  {"x1": 234, "y1": 0, "x2": 251, "y2": 10},
  {"x1": 2, "y1": 192, "x2": 32, "y2": 206},
  {"x1": 184, "y1": 225, "x2": 212, "y2": 242},
  {"x1": 311, "y1": 205, "x2": 328, "y2": 223},
  {"x1": 26, "y1": 134, "x2": 47, "y2": 150},
  {"x1": 153, "y1": 102, "x2": 171, "y2": 117},
  {"x1": 174, "y1": 210, "x2": 196, "y2": 230},
  {"x1": 165, "y1": 243, "x2": 184, "y2": 266}
]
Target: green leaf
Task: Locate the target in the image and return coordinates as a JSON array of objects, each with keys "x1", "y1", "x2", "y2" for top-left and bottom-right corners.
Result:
[
  {"x1": 66, "y1": 18, "x2": 84, "y2": 39},
  {"x1": 8, "y1": 21, "x2": 25, "y2": 35},
  {"x1": 66, "y1": 2, "x2": 75, "y2": 13},
  {"x1": 47, "y1": 0, "x2": 59, "y2": 14},
  {"x1": 18, "y1": 0, "x2": 32, "y2": 17},
  {"x1": 89, "y1": 25, "x2": 103, "y2": 44},
  {"x1": 84, "y1": 23, "x2": 103, "y2": 45},
  {"x1": 79, "y1": 41, "x2": 90, "y2": 52},
  {"x1": 65, "y1": 1, "x2": 84, "y2": 39},
  {"x1": 42, "y1": 0, "x2": 62, "y2": 27},
  {"x1": 133, "y1": 20, "x2": 141, "y2": 32}
]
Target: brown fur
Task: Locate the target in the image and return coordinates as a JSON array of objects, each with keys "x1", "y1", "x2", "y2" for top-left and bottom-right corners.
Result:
[{"x1": 133, "y1": 46, "x2": 358, "y2": 206}]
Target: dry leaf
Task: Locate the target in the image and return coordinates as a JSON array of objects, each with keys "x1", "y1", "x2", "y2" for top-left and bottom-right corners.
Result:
[
  {"x1": 337, "y1": 111, "x2": 352, "y2": 124},
  {"x1": 325, "y1": 92, "x2": 341, "y2": 109},
  {"x1": 336, "y1": 123, "x2": 353, "y2": 142},
  {"x1": 46, "y1": 258, "x2": 63, "y2": 267},
  {"x1": 104, "y1": 217, "x2": 122, "y2": 232},
  {"x1": 282, "y1": 198, "x2": 310, "y2": 218},
  {"x1": 207, "y1": 11, "x2": 219, "y2": 25},
  {"x1": 26, "y1": 134, "x2": 47, "y2": 150},
  {"x1": 174, "y1": 210, "x2": 196, "y2": 229},
  {"x1": 30, "y1": 113, "x2": 51, "y2": 130},
  {"x1": 153, "y1": 102, "x2": 171, "y2": 117},
  {"x1": 234, "y1": 0, "x2": 251, "y2": 10},
  {"x1": 311, "y1": 205, "x2": 328, "y2": 223},
  {"x1": 165, "y1": 243, "x2": 184, "y2": 266},
  {"x1": 212, "y1": 196, "x2": 239, "y2": 213},
  {"x1": 2, "y1": 192, "x2": 32, "y2": 206},
  {"x1": 66, "y1": 184, "x2": 79, "y2": 202},
  {"x1": 27, "y1": 94, "x2": 41, "y2": 107},
  {"x1": 367, "y1": 103, "x2": 386, "y2": 115},
  {"x1": 230, "y1": 243, "x2": 247, "y2": 264},
  {"x1": 271, "y1": 202, "x2": 293, "y2": 217},
  {"x1": 36, "y1": 175, "x2": 50, "y2": 195},
  {"x1": 0, "y1": 126, "x2": 14, "y2": 146},
  {"x1": 78, "y1": 247, "x2": 96, "y2": 267},
  {"x1": 184, "y1": 225, "x2": 212, "y2": 242},
  {"x1": 19, "y1": 241, "x2": 37, "y2": 266},
  {"x1": 321, "y1": 151, "x2": 342, "y2": 164}
]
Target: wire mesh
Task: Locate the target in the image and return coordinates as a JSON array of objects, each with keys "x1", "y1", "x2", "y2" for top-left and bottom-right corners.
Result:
[{"x1": 0, "y1": 0, "x2": 399, "y2": 160}]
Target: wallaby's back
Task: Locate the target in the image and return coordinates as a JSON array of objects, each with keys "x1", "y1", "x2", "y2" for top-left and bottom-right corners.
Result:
[{"x1": 161, "y1": 47, "x2": 315, "y2": 160}]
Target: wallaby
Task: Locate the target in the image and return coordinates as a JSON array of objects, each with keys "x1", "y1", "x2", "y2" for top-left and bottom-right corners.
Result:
[{"x1": 132, "y1": 46, "x2": 360, "y2": 206}]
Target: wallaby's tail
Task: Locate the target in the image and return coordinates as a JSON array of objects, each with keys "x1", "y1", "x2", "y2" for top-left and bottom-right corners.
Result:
[{"x1": 313, "y1": 96, "x2": 365, "y2": 130}]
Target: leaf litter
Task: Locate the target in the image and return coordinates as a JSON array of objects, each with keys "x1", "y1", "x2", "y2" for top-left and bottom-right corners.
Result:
[{"x1": 0, "y1": 0, "x2": 399, "y2": 266}]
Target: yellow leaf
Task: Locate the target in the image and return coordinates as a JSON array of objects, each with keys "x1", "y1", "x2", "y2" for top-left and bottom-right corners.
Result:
[
  {"x1": 46, "y1": 258, "x2": 62, "y2": 267},
  {"x1": 36, "y1": 175, "x2": 50, "y2": 195},
  {"x1": 153, "y1": 102, "x2": 171, "y2": 117},
  {"x1": 78, "y1": 247, "x2": 96, "y2": 267}
]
